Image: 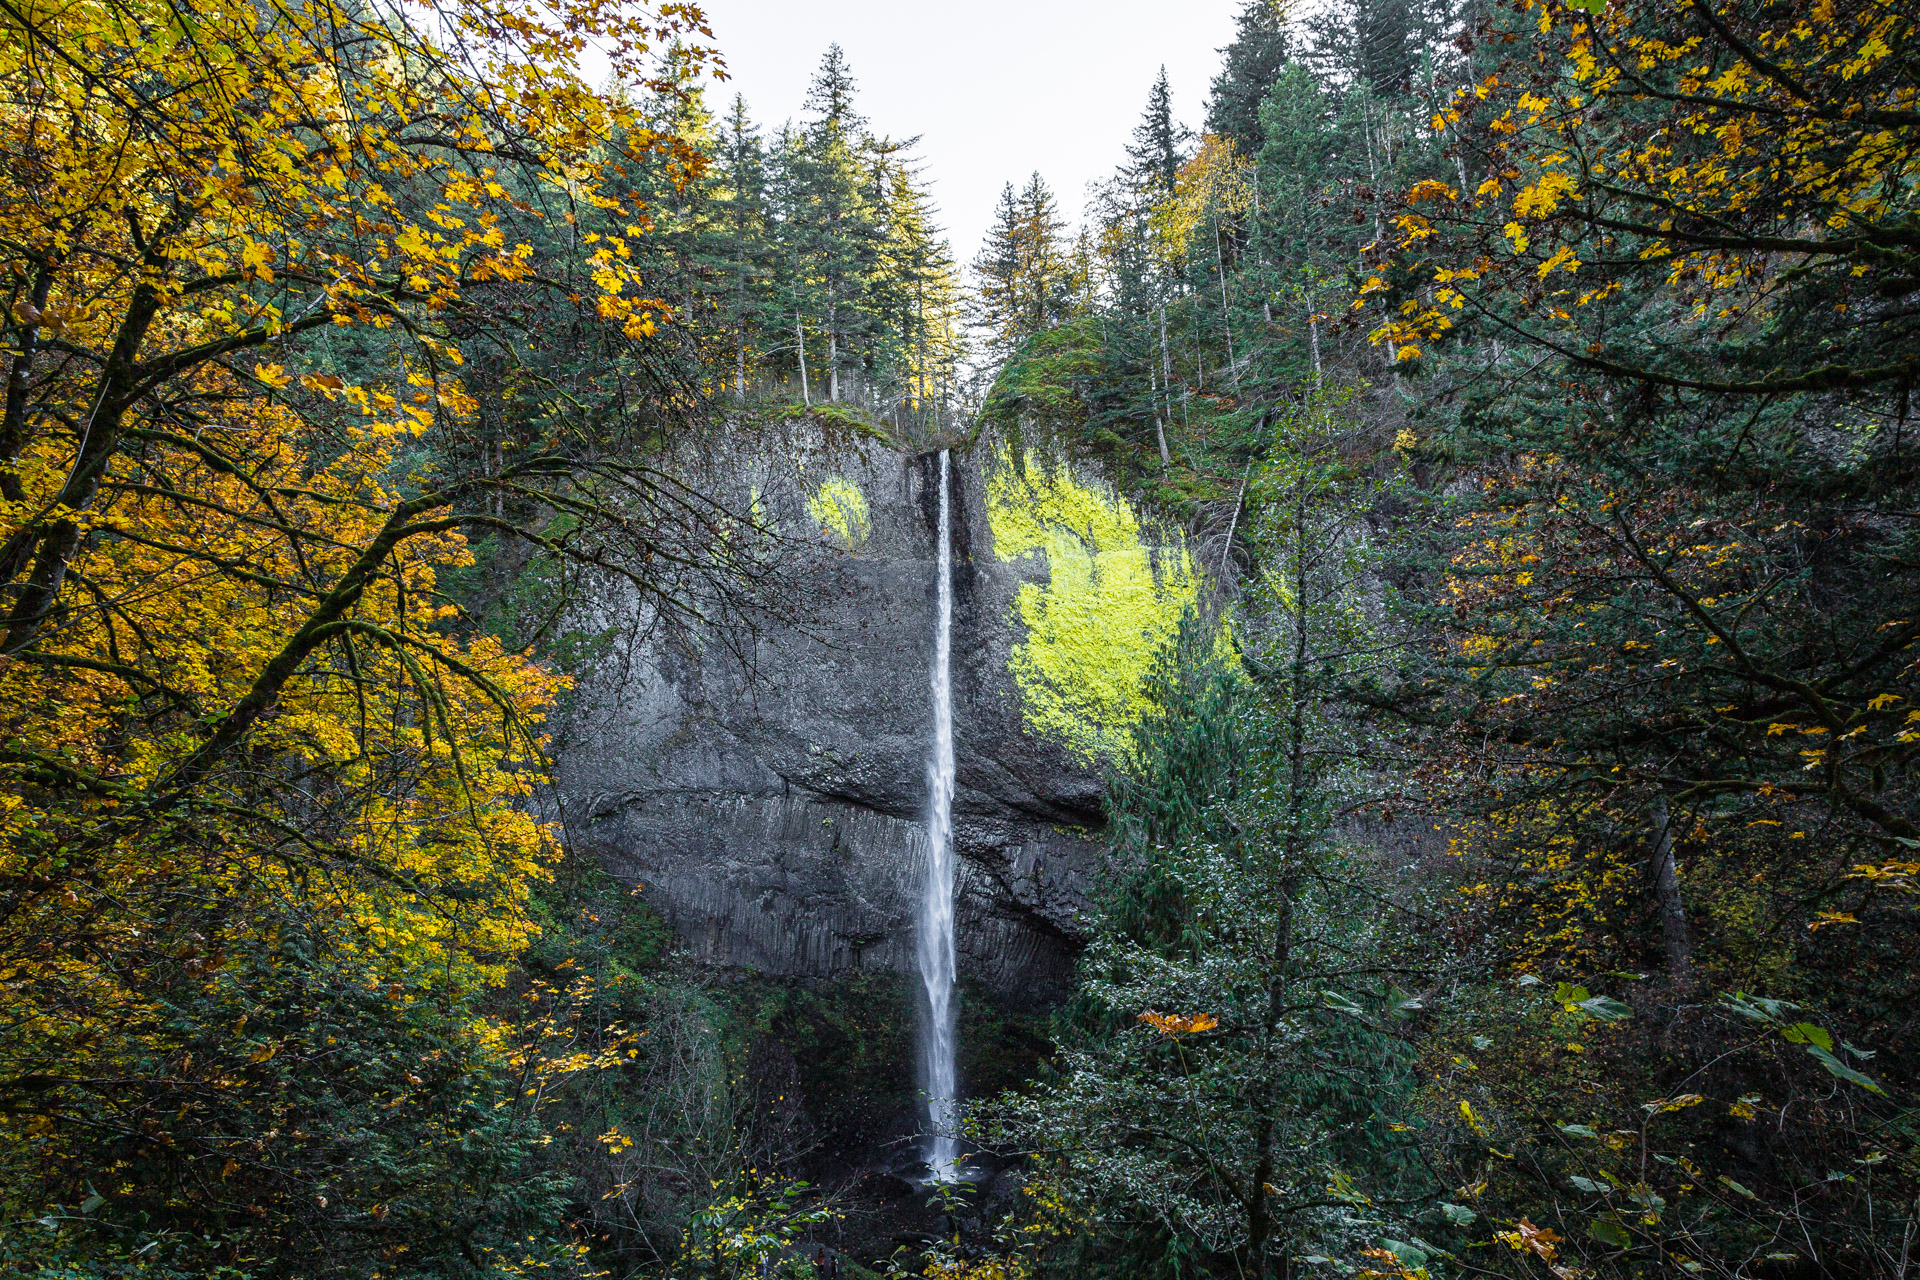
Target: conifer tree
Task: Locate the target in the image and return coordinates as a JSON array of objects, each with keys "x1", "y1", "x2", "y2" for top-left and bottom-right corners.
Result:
[
  {"x1": 972, "y1": 183, "x2": 1025, "y2": 361},
  {"x1": 764, "y1": 124, "x2": 813, "y2": 400},
  {"x1": 648, "y1": 84, "x2": 731, "y2": 373},
  {"x1": 715, "y1": 95, "x2": 775, "y2": 398},
  {"x1": 1355, "y1": 0, "x2": 1415, "y2": 96},
  {"x1": 875, "y1": 156, "x2": 966, "y2": 408},
  {"x1": 802, "y1": 42, "x2": 866, "y2": 136},
  {"x1": 669, "y1": 47, "x2": 964, "y2": 414},
  {"x1": 980, "y1": 400, "x2": 1429, "y2": 1280},
  {"x1": 969, "y1": 174, "x2": 1072, "y2": 360},
  {"x1": 787, "y1": 45, "x2": 881, "y2": 402},
  {"x1": 1206, "y1": 1, "x2": 1292, "y2": 156},
  {"x1": 1125, "y1": 67, "x2": 1188, "y2": 199},
  {"x1": 1305, "y1": 0, "x2": 1421, "y2": 97},
  {"x1": 1015, "y1": 173, "x2": 1070, "y2": 333}
]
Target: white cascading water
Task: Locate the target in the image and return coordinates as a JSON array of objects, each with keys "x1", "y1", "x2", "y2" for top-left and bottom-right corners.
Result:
[{"x1": 917, "y1": 448, "x2": 960, "y2": 1182}]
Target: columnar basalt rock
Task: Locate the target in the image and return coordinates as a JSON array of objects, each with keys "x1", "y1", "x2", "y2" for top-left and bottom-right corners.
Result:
[{"x1": 554, "y1": 424, "x2": 1191, "y2": 1005}]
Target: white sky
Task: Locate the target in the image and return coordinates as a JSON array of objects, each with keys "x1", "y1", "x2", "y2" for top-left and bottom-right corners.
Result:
[{"x1": 690, "y1": 0, "x2": 1243, "y2": 271}]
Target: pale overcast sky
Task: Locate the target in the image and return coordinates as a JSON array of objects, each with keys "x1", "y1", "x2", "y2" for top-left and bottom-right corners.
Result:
[{"x1": 690, "y1": 0, "x2": 1243, "y2": 271}]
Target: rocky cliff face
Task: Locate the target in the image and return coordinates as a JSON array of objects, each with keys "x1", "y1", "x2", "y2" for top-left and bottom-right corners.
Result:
[{"x1": 554, "y1": 422, "x2": 1196, "y2": 1005}]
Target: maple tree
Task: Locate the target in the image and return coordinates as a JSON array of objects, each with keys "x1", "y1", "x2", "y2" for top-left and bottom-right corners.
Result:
[
  {"x1": 1351, "y1": 0, "x2": 1920, "y2": 956},
  {"x1": 0, "y1": 0, "x2": 790, "y2": 1267},
  {"x1": 1342, "y1": 2, "x2": 1920, "y2": 1274},
  {"x1": 1367, "y1": 0, "x2": 1916, "y2": 399}
]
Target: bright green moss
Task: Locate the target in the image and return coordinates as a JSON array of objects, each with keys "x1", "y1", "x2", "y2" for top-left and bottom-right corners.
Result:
[
  {"x1": 808, "y1": 476, "x2": 870, "y2": 548},
  {"x1": 985, "y1": 449, "x2": 1198, "y2": 763}
]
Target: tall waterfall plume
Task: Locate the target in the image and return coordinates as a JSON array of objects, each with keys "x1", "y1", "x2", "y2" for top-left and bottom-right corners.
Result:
[{"x1": 917, "y1": 448, "x2": 960, "y2": 1181}]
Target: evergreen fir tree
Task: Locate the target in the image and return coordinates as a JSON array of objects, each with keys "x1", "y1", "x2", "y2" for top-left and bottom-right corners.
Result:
[
  {"x1": 1014, "y1": 172, "x2": 1070, "y2": 334},
  {"x1": 969, "y1": 173, "x2": 1071, "y2": 360},
  {"x1": 790, "y1": 45, "x2": 883, "y2": 401},
  {"x1": 801, "y1": 42, "x2": 866, "y2": 136},
  {"x1": 766, "y1": 123, "x2": 822, "y2": 400},
  {"x1": 1206, "y1": 0, "x2": 1291, "y2": 155},
  {"x1": 874, "y1": 155, "x2": 966, "y2": 408},
  {"x1": 715, "y1": 95, "x2": 774, "y2": 398},
  {"x1": 1306, "y1": 0, "x2": 1419, "y2": 96},
  {"x1": 1124, "y1": 67, "x2": 1188, "y2": 198},
  {"x1": 971, "y1": 182, "x2": 1026, "y2": 361},
  {"x1": 1356, "y1": 0, "x2": 1416, "y2": 96}
]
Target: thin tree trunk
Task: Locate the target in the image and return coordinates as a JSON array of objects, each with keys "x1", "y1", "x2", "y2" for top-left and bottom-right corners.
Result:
[
  {"x1": 1362, "y1": 102, "x2": 1385, "y2": 245},
  {"x1": 491, "y1": 437, "x2": 504, "y2": 518},
  {"x1": 1150, "y1": 362, "x2": 1171, "y2": 467},
  {"x1": 0, "y1": 264, "x2": 53, "y2": 503},
  {"x1": 1251, "y1": 479, "x2": 1313, "y2": 1280},
  {"x1": 827, "y1": 286, "x2": 839, "y2": 402},
  {"x1": 734, "y1": 241, "x2": 749, "y2": 400},
  {"x1": 1219, "y1": 461, "x2": 1252, "y2": 579},
  {"x1": 1359, "y1": 107, "x2": 1399, "y2": 374},
  {"x1": 1192, "y1": 301, "x2": 1204, "y2": 393},
  {"x1": 1217, "y1": 226, "x2": 1240, "y2": 394},
  {"x1": 1246, "y1": 880, "x2": 1291, "y2": 1280},
  {"x1": 1252, "y1": 177, "x2": 1262, "y2": 259},
  {"x1": 1159, "y1": 304, "x2": 1175, "y2": 424},
  {"x1": 1650, "y1": 795, "x2": 1693, "y2": 985},
  {"x1": 796, "y1": 310, "x2": 810, "y2": 407},
  {"x1": 916, "y1": 289, "x2": 928, "y2": 412}
]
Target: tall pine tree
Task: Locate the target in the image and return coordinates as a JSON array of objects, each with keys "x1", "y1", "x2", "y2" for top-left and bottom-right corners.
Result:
[
  {"x1": 1206, "y1": 1, "x2": 1291, "y2": 156},
  {"x1": 715, "y1": 95, "x2": 775, "y2": 398},
  {"x1": 797, "y1": 46, "x2": 879, "y2": 402},
  {"x1": 970, "y1": 174, "x2": 1072, "y2": 360},
  {"x1": 1124, "y1": 67, "x2": 1188, "y2": 199}
]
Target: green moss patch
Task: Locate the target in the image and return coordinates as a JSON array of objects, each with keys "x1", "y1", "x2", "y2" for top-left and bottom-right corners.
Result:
[
  {"x1": 985, "y1": 448, "x2": 1199, "y2": 763},
  {"x1": 807, "y1": 476, "x2": 871, "y2": 549}
]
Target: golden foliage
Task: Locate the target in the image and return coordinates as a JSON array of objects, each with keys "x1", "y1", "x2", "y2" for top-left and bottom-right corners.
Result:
[
  {"x1": 1369, "y1": 0, "x2": 1920, "y2": 389},
  {"x1": 0, "y1": 0, "x2": 716, "y2": 1224},
  {"x1": 1147, "y1": 134, "x2": 1254, "y2": 266},
  {"x1": 1137, "y1": 1010, "x2": 1219, "y2": 1036}
]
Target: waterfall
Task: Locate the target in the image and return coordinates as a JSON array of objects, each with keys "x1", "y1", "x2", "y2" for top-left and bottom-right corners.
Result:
[{"x1": 917, "y1": 448, "x2": 959, "y2": 1181}]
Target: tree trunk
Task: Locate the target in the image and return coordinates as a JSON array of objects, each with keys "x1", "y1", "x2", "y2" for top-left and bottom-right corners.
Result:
[
  {"x1": 1649, "y1": 795, "x2": 1693, "y2": 985},
  {"x1": 735, "y1": 248, "x2": 749, "y2": 401},
  {"x1": 796, "y1": 310, "x2": 810, "y2": 407},
  {"x1": 1150, "y1": 363, "x2": 1171, "y2": 467},
  {"x1": 1, "y1": 281, "x2": 163, "y2": 655},
  {"x1": 0, "y1": 264, "x2": 53, "y2": 503},
  {"x1": 1250, "y1": 479, "x2": 1314, "y2": 1280},
  {"x1": 827, "y1": 286, "x2": 839, "y2": 402},
  {"x1": 1217, "y1": 227, "x2": 1240, "y2": 394},
  {"x1": 1359, "y1": 113, "x2": 1394, "y2": 373},
  {"x1": 1246, "y1": 887, "x2": 1293, "y2": 1280},
  {"x1": 1159, "y1": 305, "x2": 1175, "y2": 424}
]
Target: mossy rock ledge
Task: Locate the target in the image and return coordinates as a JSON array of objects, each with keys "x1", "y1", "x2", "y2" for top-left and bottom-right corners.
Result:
[{"x1": 553, "y1": 420, "x2": 1197, "y2": 1004}]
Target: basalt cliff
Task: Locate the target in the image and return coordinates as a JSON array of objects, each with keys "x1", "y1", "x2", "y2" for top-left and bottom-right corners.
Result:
[{"x1": 553, "y1": 422, "x2": 1198, "y2": 1006}]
